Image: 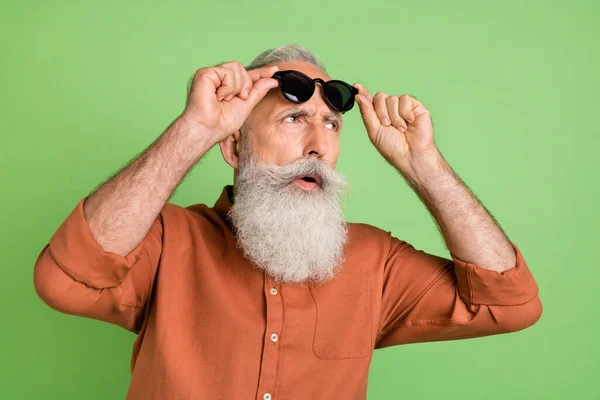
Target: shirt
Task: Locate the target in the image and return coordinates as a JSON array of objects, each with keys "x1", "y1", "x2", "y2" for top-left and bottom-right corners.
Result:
[{"x1": 33, "y1": 185, "x2": 542, "y2": 400}]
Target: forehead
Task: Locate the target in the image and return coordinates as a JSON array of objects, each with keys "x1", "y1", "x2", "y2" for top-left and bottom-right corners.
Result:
[
  {"x1": 252, "y1": 60, "x2": 335, "y2": 119},
  {"x1": 272, "y1": 60, "x2": 331, "y2": 81}
]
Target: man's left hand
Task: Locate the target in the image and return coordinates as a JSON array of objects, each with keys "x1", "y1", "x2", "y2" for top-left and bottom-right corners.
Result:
[{"x1": 353, "y1": 83, "x2": 438, "y2": 174}]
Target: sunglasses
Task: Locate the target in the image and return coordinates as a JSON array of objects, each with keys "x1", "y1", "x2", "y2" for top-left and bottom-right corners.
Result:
[{"x1": 271, "y1": 70, "x2": 359, "y2": 113}]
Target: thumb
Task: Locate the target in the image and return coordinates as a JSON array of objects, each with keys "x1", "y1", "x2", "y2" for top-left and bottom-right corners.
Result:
[
  {"x1": 245, "y1": 77, "x2": 279, "y2": 109},
  {"x1": 355, "y1": 94, "x2": 380, "y2": 134}
]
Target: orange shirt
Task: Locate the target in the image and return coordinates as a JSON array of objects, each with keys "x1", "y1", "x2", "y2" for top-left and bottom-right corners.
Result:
[{"x1": 33, "y1": 185, "x2": 542, "y2": 400}]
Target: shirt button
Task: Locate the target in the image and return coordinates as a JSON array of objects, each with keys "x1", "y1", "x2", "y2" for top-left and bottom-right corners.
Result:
[
  {"x1": 269, "y1": 288, "x2": 278, "y2": 295},
  {"x1": 270, "y1": 333, "x2": 279, "y2": 343},
  {"x1": 263, "y1": 393, "x2": 272, "y2": 400}
]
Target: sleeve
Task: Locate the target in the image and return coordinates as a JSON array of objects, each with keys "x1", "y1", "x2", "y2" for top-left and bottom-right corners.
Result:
[
  {"x1": 33, "y1": 197, "x2": 163, "y2": 334},
  {"x1": 375, "y1": 234, "x2": 542, "y2": 348}
]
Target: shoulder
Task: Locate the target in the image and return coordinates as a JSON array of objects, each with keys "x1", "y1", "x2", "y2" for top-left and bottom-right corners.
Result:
[
  {"x1": 346, "y1": 222, "x2": 400, "y2": 259},
  {"x1": 346, "y1": 221, "x2": 415, "y2": 260},
  {"x1": 158, "y1": 201, "x2": 213, "y2": 217},
  {"x1": 347, "y1": 221, "x2": 394, "y2": 246},
  {"x1": 158, "y1": 201, "x2": 227, "y2": 232}
]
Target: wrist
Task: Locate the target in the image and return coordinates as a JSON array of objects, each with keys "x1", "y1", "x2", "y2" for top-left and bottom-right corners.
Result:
[
  {"x1": 397, "y1": 148, "x2": 450, "y2": 189},
  {"x1": 175, "y1": 114, "x2": 218, "y2": 150},
  {"x1": 151, "y1": 116, "x2": 216, "y2": 169}
]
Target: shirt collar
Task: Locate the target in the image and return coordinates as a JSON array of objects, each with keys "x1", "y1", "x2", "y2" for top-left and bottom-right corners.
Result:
[{"x1": 212, "y1": 185, "x2": 234, "y2": 226}]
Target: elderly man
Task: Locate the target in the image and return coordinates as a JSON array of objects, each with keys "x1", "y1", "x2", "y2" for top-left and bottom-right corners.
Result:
[{"x1": 33, "y1": 44, "x2": 542, "y2": 399}]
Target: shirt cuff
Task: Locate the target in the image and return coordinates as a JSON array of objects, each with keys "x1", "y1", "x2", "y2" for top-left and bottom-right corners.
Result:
[
  {"x1": 451, "y1": 242, "x2": 539, "y2": 306},
  {"x1": 48, "y1": 197, "x2": 146, "y2": 289}
]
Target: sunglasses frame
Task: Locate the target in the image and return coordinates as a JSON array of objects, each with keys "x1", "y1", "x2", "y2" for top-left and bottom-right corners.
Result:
[{"x1": 272, "y1": 70, "x2": 359, "y2": 114}]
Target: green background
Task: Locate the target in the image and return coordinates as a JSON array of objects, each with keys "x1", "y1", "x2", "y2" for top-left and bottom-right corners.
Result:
[{"x1": 2, "y1": 0, "x2": 598, "y2": 398}]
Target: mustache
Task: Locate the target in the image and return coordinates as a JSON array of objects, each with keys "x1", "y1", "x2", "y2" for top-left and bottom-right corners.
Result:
[
  {"x1": 230, "y1": 153, "x2": 350, "y2": 284},
  {"x1": 243, "y1": 156, "x2": 350, "y2": 191}
]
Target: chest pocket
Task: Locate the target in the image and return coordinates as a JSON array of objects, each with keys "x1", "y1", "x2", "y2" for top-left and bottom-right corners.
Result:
[{"x1": 310, "y1": 273, "x2": 372, "y2": 360}]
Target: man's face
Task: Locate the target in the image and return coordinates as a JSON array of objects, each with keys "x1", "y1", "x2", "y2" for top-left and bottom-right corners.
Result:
[
  {"x1": 226, "y1": 60, "x2": 351, "y2": 285},
  {"x1": 243, "y1": 61, "x2": 342, "y2": 172}
]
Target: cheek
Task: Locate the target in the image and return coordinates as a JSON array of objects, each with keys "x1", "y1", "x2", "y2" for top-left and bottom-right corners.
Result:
[
  {"x1": 253, "y1": 133, "x2": 301, "y2": 164},
  {"x1": 274, "y1": 131, "x2": 306, "y2": 158},
  {"x1": 329, "y1": 134, "x2": 341, "y2": 153},
  {"x1": 327, "y1": 135, "x2": 341, "y2": 165}
]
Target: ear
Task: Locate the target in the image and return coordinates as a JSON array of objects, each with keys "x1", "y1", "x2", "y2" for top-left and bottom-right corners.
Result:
[{"x1": 219, "y1": 130, "x2": 242, "y2": 169}]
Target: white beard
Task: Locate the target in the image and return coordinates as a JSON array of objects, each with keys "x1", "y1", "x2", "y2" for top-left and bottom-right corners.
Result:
[{"x1": 227, "y1": 139, "x2": 351, "y2": 285}]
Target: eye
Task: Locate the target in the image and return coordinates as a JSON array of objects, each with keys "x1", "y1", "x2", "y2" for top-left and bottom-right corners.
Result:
[
  {"x1": 325, "y1": 122, "x2": 338, "y2": 130},
  {"x1": 284, "y1": 115, "x2": 298, "y2": 123}
]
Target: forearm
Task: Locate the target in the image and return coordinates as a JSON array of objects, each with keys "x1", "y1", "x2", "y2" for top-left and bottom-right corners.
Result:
[
  {"x1": 398, "y1": 149, "x2": 515, "y2": 273},
  {"x1": 84, "y1": 115, "x2": 214, "y2": 256}
]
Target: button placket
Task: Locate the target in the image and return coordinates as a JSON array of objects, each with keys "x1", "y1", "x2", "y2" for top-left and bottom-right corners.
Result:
[{"x1": 255, "y1": 276, "x2": 283, "y2": 400}]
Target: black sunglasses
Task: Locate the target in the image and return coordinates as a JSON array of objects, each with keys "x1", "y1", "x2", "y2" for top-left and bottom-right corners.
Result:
[{"x1": 271, "y1": 70, "x2": 358, "y2": 113}]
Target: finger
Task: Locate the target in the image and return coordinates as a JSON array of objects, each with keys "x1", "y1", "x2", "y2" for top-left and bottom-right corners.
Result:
[
  {"x1": 353, "y1": 83, "x2": 373, "y2": 103},
  {"x1": 238, "y1": 67, "x2": 253, "y2": 101},
  {"x1": 244, "y1": 77, "x2": 279, "y2": 109},
  {"x1": 386, "y1": 96, "x2": 408, "y2": 133},
  {"x1": 355, "y1": 94, "x2": 380, "y2": 134},
  {"x1": 191, "y1": 67, "x2": 230, "y2": 102},
  {"x1": 221, "y1": 62, "x2": 245, "y2": 101},
  {"x1": 214, "y1": 66, "x2": 237, "y2": 101},
  {"x1": 353, "y1": 83, "x2": 380, "y2": 133},
  {"x1": 398, "y1": 94, "x2": 417, "y2": 123},
  {"x1": 232, "y1": 61, "x2": 253, "y2": 100},
  {"x1": 373, "y1": 92, "x2": 391, "y2": 126},
  {"x1": 248, "y1": 65, "x2": 280, "y2": 82},
  {"x1": 228, "y1": 62, "x2": 244, "y2": 101}
]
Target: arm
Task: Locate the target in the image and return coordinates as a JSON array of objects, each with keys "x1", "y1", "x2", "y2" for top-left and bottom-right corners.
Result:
[
  {"x1": 83, "y1": 116, "x2": 213, "y2": 257},
  {"x1": 399, "y1": 148, "x2": 515, "y2": 273},
  {"x1": 33, "y1": 63, "x2": 280, "y2": 332},
  {"x1": 33, "y1": 116, "x2": 210, "y2": 333},
  {"x1": 352, "y1": 87, "x2": 542, "y2": 346},
  {"x1": 375, "y1": 234, "x2": 541, "y2": 348},
  {"x1": 375, "y1": 137, "x2": 542, "y2": 346},
  {"x1": 353, "y1": 86, "x2": 522, "y2": 272},
  {"x1": 85, "y1": 61, "x2": 280, "y2": 256}
]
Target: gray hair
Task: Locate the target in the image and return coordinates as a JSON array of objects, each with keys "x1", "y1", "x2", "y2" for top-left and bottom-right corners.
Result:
[
  {"x1": 246, "y1": 44, "x2": 326, "y2": 72},
  {"x1": 186, "y1": 44, "x2": 325, "y2": 98},
  {"x1": 237, "y1": 44, "x2": 326, "y2": 137}
]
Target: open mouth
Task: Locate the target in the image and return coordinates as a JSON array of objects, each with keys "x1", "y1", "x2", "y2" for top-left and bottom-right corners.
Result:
[{"x1": 293, "y1": 174, "x2": 322, "y2": 191}]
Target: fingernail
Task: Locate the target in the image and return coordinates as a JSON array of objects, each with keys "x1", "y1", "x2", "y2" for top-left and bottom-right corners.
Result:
[
  {"x1": 218, "y1": 95, "x2": 224, "y2": 101},
  {"x1": 399, "y1": 126, "x2": 407, "y2": 133},
  {"x1": 226, "y1": 95, "x2": 233, "y2": 101},
  {"x1": 242, "y1": 89, "x2": 249, "y2": 98},
  {"x1": 382, "y1": 117, "x2": 390, "y2": 125}
]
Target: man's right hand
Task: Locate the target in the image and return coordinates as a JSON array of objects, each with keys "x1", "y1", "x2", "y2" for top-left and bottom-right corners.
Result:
[{"x1": 181, "y1": 61, "x2": 280, "y2": 144}]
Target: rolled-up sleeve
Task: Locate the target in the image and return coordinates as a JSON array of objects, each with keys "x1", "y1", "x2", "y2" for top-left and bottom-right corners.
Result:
[
  {"x1": 33, "y1": 197, "x2": 163, "y2": 333},
  {"x1": 451, "y1": 243, "x2": 538, "y2": 306},
  {"x1": 375, "y1": 234, "x2": 542, "y2": 349}
]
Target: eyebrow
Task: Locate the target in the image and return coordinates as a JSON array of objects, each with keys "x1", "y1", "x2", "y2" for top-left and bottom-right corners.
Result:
[{"x1": 276, "y1": 107, "x2": 342, "y2": 124}]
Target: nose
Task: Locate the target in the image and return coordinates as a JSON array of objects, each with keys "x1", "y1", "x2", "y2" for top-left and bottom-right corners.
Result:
[
  {"x1": 303, "y1": 123, "x2": 330, "y2": 158},
  {"x1": 303, "y1": 85, "x2": 332, "y2": 159}
]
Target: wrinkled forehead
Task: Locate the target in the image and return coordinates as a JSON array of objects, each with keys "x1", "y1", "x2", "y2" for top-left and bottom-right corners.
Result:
[
  {"x1": 249, "y1": 61, "x2": 335, "y2": 120},
  {"x1": 271, "y1": 60, "x2": 331, "y2": 81}
]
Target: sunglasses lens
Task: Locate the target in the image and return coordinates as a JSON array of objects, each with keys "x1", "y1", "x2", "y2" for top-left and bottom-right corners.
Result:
[
  {"x1": 281, "y1": 72, "x2": 313, "y2": 103},
  {"x1": 324, "y1": 82, "x2": 354, "y2": 111}
]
